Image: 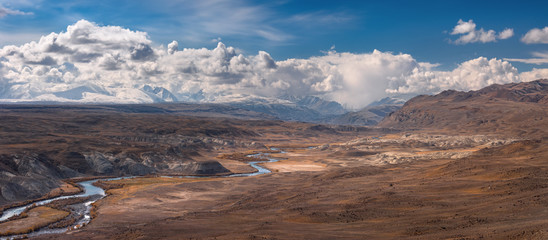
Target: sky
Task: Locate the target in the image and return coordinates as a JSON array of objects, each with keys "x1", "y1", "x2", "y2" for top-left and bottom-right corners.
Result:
[{"x1": 0, "y1": 0, "x2": 547, "y2": 108}]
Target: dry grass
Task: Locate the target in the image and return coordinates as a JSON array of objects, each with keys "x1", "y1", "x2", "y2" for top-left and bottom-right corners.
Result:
[
  {"x1": 217, "y1": 149, "x2": 280, "y2": 162},
  {"x1": 0, "y1": 206, "x2": 69, "y2": 236},
  {"x1": 48, "y1": 137, "x2": 548, "y2": 240},
  {"x1": 105, "y1": 176, "x2": 211, "y2": 187},
  {"x1": 268, "y1": 143, "x2": 319, "y2": 149}
]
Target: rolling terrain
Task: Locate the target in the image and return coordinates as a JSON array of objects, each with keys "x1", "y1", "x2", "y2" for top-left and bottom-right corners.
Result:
[
  {"x1": 0, "y1": 104, "x2": 378, "y2": 205},
  {"x1": 380, "y1": 79, "x2": 548, "y2": 137},
  {"x1": 1, "y1": 79, "x2": 548, "y2": 239},
  {"x1": 35, "y1": 138, "x2": 548, "y2": 239}
]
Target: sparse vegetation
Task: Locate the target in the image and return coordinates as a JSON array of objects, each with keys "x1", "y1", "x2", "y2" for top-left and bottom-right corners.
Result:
[
  {"x1": 217, "y1": 149, "x2": 280, "y2": 162},
  {"x1": 45, "y1": 197, "x2": 91, "y2": 211},
  {"x1": 0, "y1": 179, "x2": 83, "y2": 216},
  {"x1": 0, "y1": 206, "x2": 69, "y2": 236},
  {"x1": 93, "y1": 180, "x2": 125, "y2": 191},
  {"x1": 1, "y1": 80, "x2": 547, "y2": 239}
]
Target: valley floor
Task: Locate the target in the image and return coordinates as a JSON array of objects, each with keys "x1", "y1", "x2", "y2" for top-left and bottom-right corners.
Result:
[{"x1": 32, "y1": 133, "x2": 548, "y2": 240}]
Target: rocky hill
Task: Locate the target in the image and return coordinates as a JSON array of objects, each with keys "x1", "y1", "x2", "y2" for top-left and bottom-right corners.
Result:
[
  {"x1": 379, "y1": 79, "x2": 548, "y2": 137},
  {"x1": 0, "y1": 105, "x2": 262, "y2": 205},
  {"x1": 0, "y1": 104, "x2": 378, "y2": 205}
]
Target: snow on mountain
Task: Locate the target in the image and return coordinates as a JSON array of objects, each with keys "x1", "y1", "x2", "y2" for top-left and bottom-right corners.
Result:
[
  {"x1": 0, "y1": 20, "x2": 534, "y2": 110},
  {"x1": 327, "y1": 97, "x2": 406, "y2": 126},
  {"x1": 142, "y1": 85, "x2": 178, "y2": 102},
  {"x1": 366, "y1": 97, "x2": 407, "y2": 107},
  {"x1": 53, "y1": 85, "x2": 109, "y2": 100},
  {"x1": 282, "y1": 95, "x2": 347, "y2": 115},
  {"x1": 212, "y1": 94, "x2": 345, "y2": 122}
]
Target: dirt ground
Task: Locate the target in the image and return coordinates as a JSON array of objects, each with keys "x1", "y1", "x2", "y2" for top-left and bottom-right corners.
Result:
[{"x1": 32, "y1": 134, "x2": 548, "y2": 240}]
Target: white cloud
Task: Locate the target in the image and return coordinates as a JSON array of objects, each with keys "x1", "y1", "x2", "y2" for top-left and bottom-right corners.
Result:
[
  {"x1": 138, "y1": 0, "x2": 354, "y2": 45},
  {"x1": 0, "y1": 5, "x2": 32, "y2": 18},
  {"x1": 0, "y1": 20, "x2": 545, "y2": 109},
  {"x1": 504, "y1": 58, "x2": 548, "y2": 65},
  {"x1": 450, "y1": 19, "x2": 513, "y2": 44},
  {"x1": 0, "y1": 0, "x2": 42, "y2": 7},
  {"x1": 386, "y1": 57, "x2": 520, "y2": 94},
  {"x1": 451, "y1": 19, "x2": 476, "y2": 34},
  {"x1": 504, "y1": 51, "x2": 548, "y2": 65},
  {"x1": 167, "y1": 41, "x2": 178, "y2": 55},
  {"x1": 533, "y1": 52, "x2": 548, "y2": 58},
  {"x1": 521, "y1": 27, "x2": 548, "y2": 44},
  {"x1": 520, "y1": 68, "x2": 548, "y2": 81},
  {"x1": 150, "y1": 0, "x2": 293, "y2": 43},
  {"x1": 498, "y1": 28, "x2": 514, "y2": 39}
]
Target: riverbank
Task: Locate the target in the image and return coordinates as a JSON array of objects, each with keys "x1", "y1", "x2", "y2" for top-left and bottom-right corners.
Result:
[
  {"x1": 0, "y1": 150, "x2": 282, "y2": 239},
  {"x1": 29, "y1": 136, "x2": 548, "y2": 239}
]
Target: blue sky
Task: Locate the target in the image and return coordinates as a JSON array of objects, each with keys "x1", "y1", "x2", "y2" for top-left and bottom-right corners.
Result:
[
  {"x1": 0, "y1": 0, "x2": 547, "y2": 107},
  {"x1": 1, "y1": 0, "x2": 546, "y2": 70}
]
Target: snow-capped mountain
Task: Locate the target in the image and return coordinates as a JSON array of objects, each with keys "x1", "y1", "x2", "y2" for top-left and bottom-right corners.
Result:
[
  {"x1": 282, "y1": 95, "x2": 347, "y2": 115},
  {"x1": 217, "y1": 95, "x2": 347, "y2": 122},
  {"x1": 327, "y1": 97, "x2": 407, "y2": 126},
  {"x1": 366, "y1": 97, "x2": 407, "y2": 107},
  {"x1": 53, "y1": 85, "x2": 110, "y2": 100},
  {"x1": 142, "y1": 85, "x2": 178, "y2": 102}
]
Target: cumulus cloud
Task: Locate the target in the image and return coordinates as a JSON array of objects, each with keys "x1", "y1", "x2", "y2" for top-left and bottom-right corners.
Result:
[
  {"x1": 498, "y1": 28, "x2": 514, "y2": 40},
  {"x1": 450, "y1": 19, "x2": 513, "y2": 44},
  {"x1": 0, "y1": 20, "x2": 545, "y2": 109},
  {"x1": 167, "y1": 41, "x2": 178, "y2": 55},
  {"x1": 451, "y1": 19, "x2": 476, "y2": 35},
  {"x1": 521, "y1": 27, "x2": 548, "y2": 44},
  {"x1": 386, "y1": 57, "x2": 520, "y2": 94},
  {"x1": 520, "y1": 68, "x2": 548, "y2": 82},
  {"x1": 520, "y1": 68, "x2": 548, "y2": 81}
]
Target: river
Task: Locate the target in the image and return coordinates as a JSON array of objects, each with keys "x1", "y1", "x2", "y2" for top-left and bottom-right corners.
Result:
[{"x1": 0, "y1": 151, "x2": 281, "y2": 239}]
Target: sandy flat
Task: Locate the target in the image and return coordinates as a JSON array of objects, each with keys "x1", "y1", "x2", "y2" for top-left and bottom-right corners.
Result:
[{"x1": 263, "y1": 160, "x2": 326, "y2": 172}]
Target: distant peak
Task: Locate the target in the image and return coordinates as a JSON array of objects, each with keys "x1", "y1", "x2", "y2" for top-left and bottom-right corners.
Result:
[{"x1": 367, "y1": 97, "x2": 406, "y2": 107}]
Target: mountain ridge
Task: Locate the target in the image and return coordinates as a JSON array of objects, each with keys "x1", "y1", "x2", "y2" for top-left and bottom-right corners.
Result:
[{"x1": 379, "y1": 79, "x2": 548, "y2": 137}]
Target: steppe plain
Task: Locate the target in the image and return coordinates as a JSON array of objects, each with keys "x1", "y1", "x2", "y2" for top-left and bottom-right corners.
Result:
[
  {"x1": 1, "y1": 80, "x2": 548, "y2": 239},
  {"x1": 42, "y1": 135, "x2": 548, "y2": 240}
]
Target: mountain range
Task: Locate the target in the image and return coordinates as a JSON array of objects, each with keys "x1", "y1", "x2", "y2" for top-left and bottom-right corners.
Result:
[
  {"x1": 2, "y1": 84, "x2": 406, "y2": 125},
  {"x1": 1, "y1": 79, "x2": 547, "y2": 209},
  {"x1": 8, "y1": 79, "x2": 546, "y2": 129}
]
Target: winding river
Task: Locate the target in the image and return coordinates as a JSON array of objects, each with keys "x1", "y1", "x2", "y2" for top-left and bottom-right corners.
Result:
[{"x1": 0, "y1": 151, "x2": 281, "y2": 239}]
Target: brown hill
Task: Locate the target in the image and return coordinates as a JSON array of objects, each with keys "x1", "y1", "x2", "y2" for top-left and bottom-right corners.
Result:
[
  {"x1": 379, "y1": 79, "x2": 548, "y2": 137},
  {"x1": 0, "y1": 104, "x2": 382, "y2": 205}
]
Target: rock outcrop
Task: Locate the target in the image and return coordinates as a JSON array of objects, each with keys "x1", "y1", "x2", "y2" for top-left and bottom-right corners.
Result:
[{"x1": 0, "y1": 105, "x2": 271, "y2": 205}]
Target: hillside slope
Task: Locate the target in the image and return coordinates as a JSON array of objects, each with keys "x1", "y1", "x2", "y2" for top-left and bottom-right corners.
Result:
[
  {"x1": 379, "y1": 79, "x2": 548, "y2": 137},
  {"x1": 0, "y1": 104, "x2": 378, "y2": 205}
]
